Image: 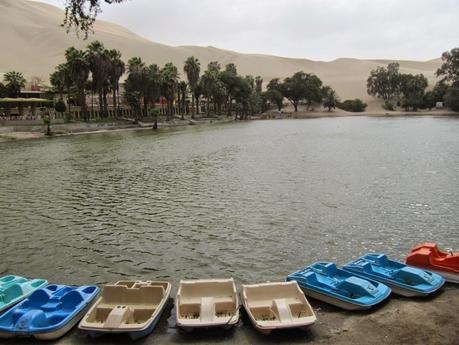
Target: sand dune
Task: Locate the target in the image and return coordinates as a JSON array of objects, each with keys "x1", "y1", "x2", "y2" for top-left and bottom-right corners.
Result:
[{"x1": 0, "y1": 0, "x2": 442, "y2": 105}]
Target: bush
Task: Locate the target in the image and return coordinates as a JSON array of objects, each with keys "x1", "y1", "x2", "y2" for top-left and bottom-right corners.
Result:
[
  {"x1": 444, "y1": 87, "x2": 459, "y2": 111},
  {"x1": 383, "y1": 100, "x2": 395, "y2": 111},
  {"x1": 337, "y1": 99, "x2": 367, "y2": 112},
  {"x1": 54, "y1": 100, "x2": 66, "y2": 113}
]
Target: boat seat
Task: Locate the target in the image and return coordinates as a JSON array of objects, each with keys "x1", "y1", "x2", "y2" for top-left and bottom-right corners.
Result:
[
  {"x1": 272, "y1": 299, "x2": 292, "y2": 322},
  {"x1": 303, "y1": 272, "x2": 319, "y2": 284},
  {"x1": 104, "y1": 306, "x2": 134, "y2": 328},
  {"x1": 41, "y1": 301, "x2": 62, "y2": 312},
  {"x1": 200, "y1": 297, "x2": 215, "y2": 322},
  {"x1": 61, "y1": 290, "x2": 84, "y2": 309},
  {"x1": 362, "y1": 262, "x2": 374, "y2": 274}
]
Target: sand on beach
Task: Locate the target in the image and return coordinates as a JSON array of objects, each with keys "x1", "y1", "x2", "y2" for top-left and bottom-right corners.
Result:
[{"x1": 0, "y1": 0, "x2": 442, "y2": 108}]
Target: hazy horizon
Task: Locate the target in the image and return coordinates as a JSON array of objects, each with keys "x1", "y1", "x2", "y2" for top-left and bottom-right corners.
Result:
[{"x1": 31, "y1": 0, "x2": 458, "y2": 62}]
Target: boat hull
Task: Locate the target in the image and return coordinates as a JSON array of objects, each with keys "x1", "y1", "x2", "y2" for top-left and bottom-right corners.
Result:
[
  {"x1": 416, "y1": 269, "x2": 459, "y2": 284},
  {"x1": 299, "y1": 288, "x2": 372, "y2": 311}
]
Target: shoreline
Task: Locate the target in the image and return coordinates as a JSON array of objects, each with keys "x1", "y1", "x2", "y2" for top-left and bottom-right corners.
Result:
[
  {"x1": 1, "y1": 111, "x2": 458, "y2": 143},
  {"x1": 0, "y1": 117, "x2": 235, "y2": 142}
]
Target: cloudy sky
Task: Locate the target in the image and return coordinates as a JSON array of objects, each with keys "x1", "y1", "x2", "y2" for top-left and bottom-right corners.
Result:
[{"x1": 35, "y1": 0, "x2": 458, "y2": 61}]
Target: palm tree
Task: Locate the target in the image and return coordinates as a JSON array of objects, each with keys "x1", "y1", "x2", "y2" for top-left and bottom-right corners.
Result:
[
  {"x1": 86, "y1": 41, "x2": 111, "y2": 117},
  {"x1": 65, "y1": 47, "x2": 90, "y2": 120},
  {"x1": 125, "y1": 57, "x2": 147, "y2": 119},
  {"x1": 107, "y1": 49, "x2": 125, "y2": 116},
  {"x1": 184, "y1": 56, "x2": 200, "y2": 118},
  {"x1": 220, "y1": 64, "x2": 238, "y2": 116},
  {"x1": 160, "y1": 63, "x2": 179, "y2": 121},
  {"x1": 177, "y1": 81, "x2": 188, "y2": 119},
  {"x1": 3, "y1": 71, "x2": 26, "y2": 98},
  {"x1": 50, "y1": 64, "x2": 69, "y2": 100},
  {"x1": 146, "y1": 64, "x2": 161, "y2": 128}
]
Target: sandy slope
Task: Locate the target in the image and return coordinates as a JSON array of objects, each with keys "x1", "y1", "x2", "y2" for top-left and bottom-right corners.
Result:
[{"x1": 0, "y1": 0, "x2": 442, "y2": 103}]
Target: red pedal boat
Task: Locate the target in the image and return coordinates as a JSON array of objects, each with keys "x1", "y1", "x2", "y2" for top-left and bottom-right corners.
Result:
[{"x1": 406, "y1": 243, "x2": 459, "y2": 283}]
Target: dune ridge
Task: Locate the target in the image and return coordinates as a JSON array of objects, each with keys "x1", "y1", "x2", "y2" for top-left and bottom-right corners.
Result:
[{"x1": 0, "y1": 0, "x2": 442, "y2": 104}]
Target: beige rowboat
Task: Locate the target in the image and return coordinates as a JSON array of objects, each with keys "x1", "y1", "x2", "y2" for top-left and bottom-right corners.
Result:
[
  {"x1": 241, "y1": 281, "x2": 316, "y2": 334},
  {"x1": 175, "y1": 278, "x2": 239, "y2": 329},
  {"x1": 79, "y1": 281, "x2": 171, "y2": 339}
]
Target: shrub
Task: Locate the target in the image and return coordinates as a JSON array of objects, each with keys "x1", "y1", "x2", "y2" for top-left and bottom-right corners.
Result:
[
  {"x1": 383, "y1": 100, "x2": 395, "y2": 111},
  {"x1": 54, "y1": 100, "x2": 66, "y2": 113},
  {"x1": 444, "y1": 87, "x2": 459, "y2": 111},
  {"x1": 337, "y1": 99, "x2": 367, "y2": 112}
]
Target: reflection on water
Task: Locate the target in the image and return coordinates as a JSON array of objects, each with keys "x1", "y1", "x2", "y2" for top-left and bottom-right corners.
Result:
[{"x1": 1, "y1": 117, "x2": 458, "y2": 289}]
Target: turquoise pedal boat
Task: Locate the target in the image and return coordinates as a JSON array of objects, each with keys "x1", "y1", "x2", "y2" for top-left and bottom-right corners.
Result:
[
  {"x1": 287, "y1": 263, "x2": 391, "y2": 310},
  {"x1": 0, "y1": 275, "x2": 48, "y2": 313},
  {"x1": 343, "y1": 254, "x2": 445, "y2": 297}
]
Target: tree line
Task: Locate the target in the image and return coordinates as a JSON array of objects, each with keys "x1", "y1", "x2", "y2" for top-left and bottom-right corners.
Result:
[
  {"x1": 44, "y1": 41, "x2": 358, "y2": 123},
  {"x1": 367, "y1": 47, "x2": 459, "y2": 111}
]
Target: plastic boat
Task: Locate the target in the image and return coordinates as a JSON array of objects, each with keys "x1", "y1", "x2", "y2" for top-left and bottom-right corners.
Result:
[
  {"x1": 175, "y1": 278, "x2": 239, "y2": 330},
  {"x1": 79, "y1": 280, "x2": 171, "y2": 339},
  {"x1": 343, "y1": 253, "x2": 445, "y2": 297},
  {"x1": 0, "y1": 284, "x2": 99, "y2": 339},
  {"x1": 406, "y1": 243, "x2": 459, "y2": 283},
  {"x1": 240, "y1": 281, "x2": 316, "y2": 334},
  {"x1": 0, "y1": 275, "x2": 48, "y2": 313},
  {"x1": 286, "y1": 262, "x2": 391, "y2": 310}
]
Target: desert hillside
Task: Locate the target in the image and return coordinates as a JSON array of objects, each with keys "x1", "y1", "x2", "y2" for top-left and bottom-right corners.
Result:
[{"x1": 0, "y1": 0, "x2": 442, "y2": 104}]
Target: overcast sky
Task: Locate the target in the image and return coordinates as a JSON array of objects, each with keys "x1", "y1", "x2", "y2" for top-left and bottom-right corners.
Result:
[{"x1": 35, "y1": 0, "x2": 458, "y2": 61}]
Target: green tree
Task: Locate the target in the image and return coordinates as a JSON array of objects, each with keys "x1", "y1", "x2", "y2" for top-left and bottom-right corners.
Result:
[
  {"x1": 219, "y1": 63, "x2": 239, "y2": 116},
  {"x1": 201, "y1": 61, "x2": 221, "y2": 116},
  {"x1": 303, "y1": 74, "x2": 323, "y2": 109},
  {"x1": 444, "y1": 87, "x2": 459, "y2": 111},
  {"x1": 65, "y1": 47, "x2": 90, "y2": 120},
  {"x1": 436, "y1": 47, "x2": 459, "y2": 86},
  {"x1": 367, "y1": 62, "x2": 401, "y2": 101},
  {"x1": 107, "y1": 49, "x2": 125, "y2": 116},
  {"x1": 63, "y1": 0, "x2": 127, "y2": 37},
  {"x1": 177, "y1": 81, "x2": 188, "y2": 119},
  {"x1": 432, "y1": 81, "x2": 449, "y2": 102},
  {"x1": 0, "y1": 83, "x2": 7, "y2": 98},
  {"x1": 266, "y1": 78, "x2": 284, "y2": 111},
  {"x1": 422, "y1": 91, "x2": 436, "y2": 110},
  {"x1": 184, "y1": 56, "x2": 201, "y2": 118},
  {"x1": 87, "y1": 41, "x2": 112, "y2": 117},
  {"x1": 125, "y1": 57, "x2": 151, "y2": 119},
  {"x1": 3, "y1": 71, "x2": 26, "y2": 98},
  {"x1": 322, "y1": 86, "x2": 339, "y2": 111},
  {"x1": 160, "y1": 62, "x2": 179, "y2": 121},
  {"x1": 280, "y1": 72, "x2": 322, "y2": 112},
  {"x1": 50, "y1": 64, "x2": 70, "y2": 100},
  {"x1": 146, "y1": 64, "x2": 161, "y2": 117},
  {"x1": 399, "y1": 73, "x2": 428, "y2": 111}
]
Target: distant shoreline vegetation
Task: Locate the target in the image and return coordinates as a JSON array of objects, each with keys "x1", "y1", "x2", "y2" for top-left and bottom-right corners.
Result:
[{"x1": 1, "y1": 45, "x2": 458, "y2": 127}]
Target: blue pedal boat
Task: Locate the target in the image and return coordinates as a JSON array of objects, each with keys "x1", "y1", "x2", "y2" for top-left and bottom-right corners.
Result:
[
  {"x1": 0, "y1": 275, "x2": 48, "y2": 313},
  {"x1": 287, "y1": 262, "x2": 391, "y2": 310},
  {"x1": 343, "y1": 253, "x2": 445, "y2": 297},
  {"x1": 0, "y1": 284, "x2": 99, "y2": 340}
]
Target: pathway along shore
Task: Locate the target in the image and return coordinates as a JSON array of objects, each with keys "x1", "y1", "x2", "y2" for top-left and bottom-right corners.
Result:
[{"x1": 56, "y1": 284, "x2": 458, "y2": 345}]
